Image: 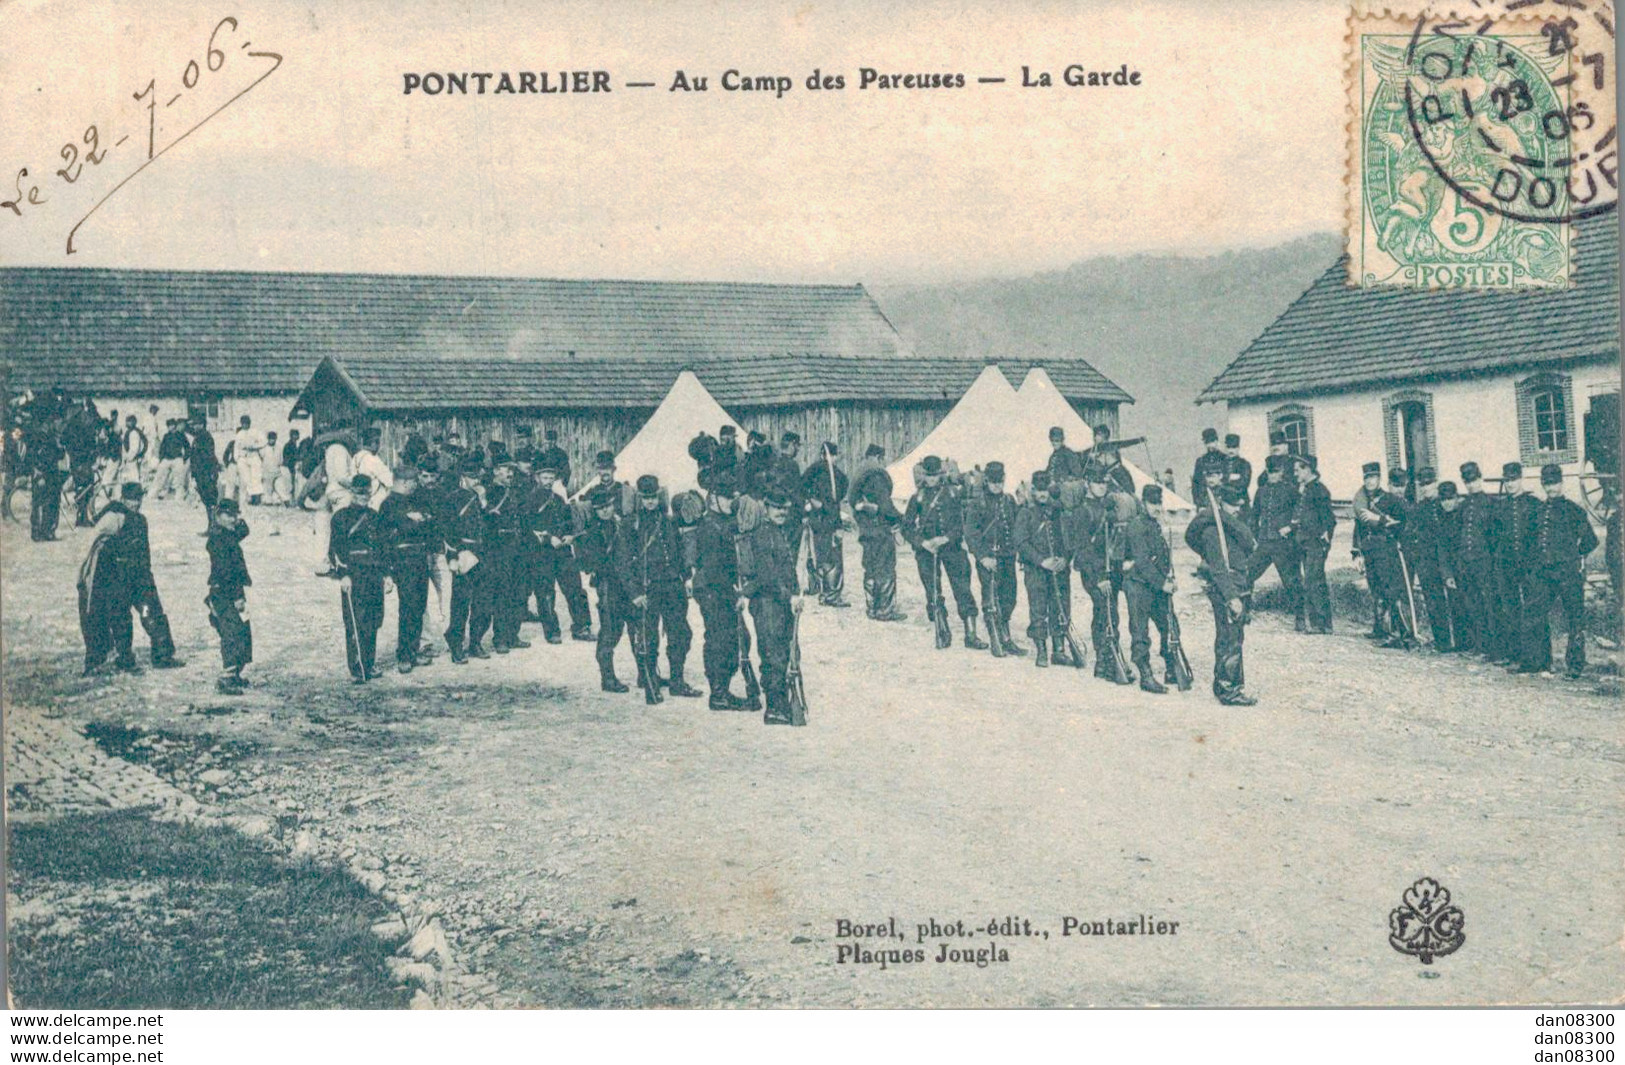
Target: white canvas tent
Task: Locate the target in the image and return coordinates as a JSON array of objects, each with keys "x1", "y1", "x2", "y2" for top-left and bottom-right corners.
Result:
[
  {"x1": 610, "y1": 370, "x2": 743, "y2": 496},
  {"x1": 1016, "y1": 367, "x2": 1195, "y2": 514},
  {"x1": 887, "y1": 365, "x2": 1026, "y2": 503}
]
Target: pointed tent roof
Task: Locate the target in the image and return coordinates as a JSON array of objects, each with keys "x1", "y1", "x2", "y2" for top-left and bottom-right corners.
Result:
[
  {"x1": 887, "y1": 366, "x2": 1024, "y2": 498},
  {"x1": 1016, "y1": 367, "x2": 1195, "y2": 512},
  {"x1": 612, "y1": 370, "x2": 743, "y2": 495}
]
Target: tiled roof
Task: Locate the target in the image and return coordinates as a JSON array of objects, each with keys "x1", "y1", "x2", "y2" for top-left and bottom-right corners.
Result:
[
  {"x1": 1198, "y1": 215, "x2": 1620, "y2": 403},
  {"x1": 0, "y1": 267, "x2": 910, "y2": 395},
  {"x1": 303, "y1": 352, "x2": 1131, "y2": 411}
]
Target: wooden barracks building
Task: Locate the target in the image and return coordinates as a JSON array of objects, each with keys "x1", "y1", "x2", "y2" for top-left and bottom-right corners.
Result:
[{"x1": 1, "y1": 267, "x2": 1131, "y2": 477}]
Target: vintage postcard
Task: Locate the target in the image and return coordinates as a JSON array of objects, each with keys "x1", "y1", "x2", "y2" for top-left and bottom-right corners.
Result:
[{"x1": 1, "y1": 0, "x2": 1620, "y2": 1017}]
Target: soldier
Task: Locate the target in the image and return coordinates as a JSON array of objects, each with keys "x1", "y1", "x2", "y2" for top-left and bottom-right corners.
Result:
[
  {"x1": 77, "y1": 481, "x2": 183, "y2": 674},
  {"x1": 577, "y1": 485, "x2": 633, "y2": 692},
  {"x1": 1492, "y1": 461, "x2": 1539, "y2": 667},
  {"x1": 377, "y1": 465, "x2": 436, "y2": 674},
  {"x1": 414, "y1": 461, "x2": 451, "y2": 660},
  {"x1": 714, "y1": 425, "x2": 744, "y2": 476},
  {"x1": 26, "y1": 411, "x2": 67, "y2": 541},
  {"x1": 738, "y1": 487, "x2": 805, "y2": 726},
  {"x1": 1402, "y1": 467, "x2": 1454, "y2": 651},
  {"x1": 1520, "y1": 464, "x2": 1598, "y2": 677},
  {"x1": 802, "y1": 441, "x2": 850, "y2": 606},
  {"x1": 328, "y1": 473, "x2": 387, "y2": 683},
  {"x1": 1258, "y1": 431, "x2": 1291, "y2": 490},
  {"x1": 848, "y1": 443, "x2": 908, "y2": 622},
  {"x1": 1190, "y1": 428, "x2": 1228, "y2": 504},
  {"x1": 1453, "y1": 462, "x2": 1499, "y2": 656},
  {"x1": 187, "y1": 416, "x2": 221, "y2": 521},
  {"x1": 1045, "y1": 427, "x2": 1087, "y2": 486},
  {"x1": 1289, "y1": 454, "x2": 1336, "y2": 634},
  {"x1": 581, "y1": 450, "x2": 633, "y2": 514},
  {"x1": 205, "y1": 498, "x2": 253, "y2": 695},
  {"x1": 1124, "y1": 484, "x2": 1178, "y2": 693},
  {"x1": 63, "y1": 399, "x2": 103, "y2": 527},
  {"x1": 1367, "y1": 466, "x2": 1419, "y2": 648},
  {"x1": 537, "y1": 429, "x2": 571, "y2": 488},
  {"x1": 1014, "y1": 470, "x2": 1073, "y2": 668},
  {"x1": 484, "y1": 461, "x2": 531, "y2": 654},
  {"x1": 965, "y1": 461, "x2": 1027, "y2": 656},
  {"x1": 901, "y1": 454, "x2": 987, "y2": 650},
  {"x1": 1248, "y1": 454, "x2": 1304, "y2": 630},
  {"x1": 769, "y1": 432, "x2": 806, "y2": 565},
  {"x1": 618, "y1": 475, "x2": 703, "y2": 698},
  {"x1": 1186, "y1": 483, "x2": 1258, "y2": 705},
  {"x1": 444, "y1": 457, "x2": 494, "y2": 663},
  {"x1": 1353, "y1": 462, "x2": 1398, "y2": 643},
  {"x1": 693, "y1": 471, "x2": 756, "y2": 710},
  {"x1": 1433, "y1": 481, "x2": 1473, "y2": 652},
  {"x1": 232, "y1": 415, "x2": 266, "y2": 506},
  {"x1": 527, "y1": 460, "x2": 593, "y2": 643},
  {"x1": 743, "y1": 430, "x2": 774, "y2": 497},
  {"x1": 1090, "y1": 441, "x2": 1136, "y2": 497},
  {"x1": 1064, "y1": 468, "x2": 1126, "y2": 679},
  {"x1": 1221, "y1": 433, "x2": 1252, "y2": 510}
]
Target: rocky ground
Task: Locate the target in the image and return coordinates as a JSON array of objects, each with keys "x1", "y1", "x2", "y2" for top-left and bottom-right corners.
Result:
[{"x1": 5, "y1": 498, "x2": 1622, "y2": 1007}]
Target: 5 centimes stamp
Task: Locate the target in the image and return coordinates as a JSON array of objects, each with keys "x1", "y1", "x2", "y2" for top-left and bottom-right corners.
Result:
[{"x1": 1346, "y1": 1, "x2": 1616, "y2": 288}]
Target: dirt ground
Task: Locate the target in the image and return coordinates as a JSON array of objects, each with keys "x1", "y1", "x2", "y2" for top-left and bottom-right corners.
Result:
[{"x1": 5, "y1": 497, "x2": 1622, "y2": 1007}]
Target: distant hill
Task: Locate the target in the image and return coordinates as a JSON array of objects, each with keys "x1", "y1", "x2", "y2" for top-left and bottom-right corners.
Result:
[{"x1": 872, "y1": 233, "x2": 1342, "y2": 479}]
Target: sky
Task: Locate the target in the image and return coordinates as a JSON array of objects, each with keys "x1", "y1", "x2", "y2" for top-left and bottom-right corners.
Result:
[{"x1": 0, "y1": 0, "x2": 1349, "y2": 284}]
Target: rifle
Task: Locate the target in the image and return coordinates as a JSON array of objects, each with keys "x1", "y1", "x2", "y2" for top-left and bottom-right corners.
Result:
[
  {"x1": 633, "y1": 526, "x2": 664, "y2": 705},
  {"x1": 785, "y1": 605, "x2": 808, "y2": 726},
  {"x1": 342, "y1": 583, "x2": 366, "y2": 681},
  {"x1": 1098, "y1": 518, "x2": 1133, "y2": 684},
  {"x1": 733, "y1": 535, "x2": 762, "y2": 709},
  {"x1": 1045, "y1": 517, "x2": 1086, "y2": 670},
  {"x1": 929, "y1": 549, "x2": 952, "y2": 649},
  {"x1": 801, "y1": 520, "x2": 820, "y2": 598},
  {"x1": 1395, "y1": 548, "x2": 1421, "y2": 645},
  {"x1": 1161, "y1": 520, "x2": 1194, "y2": 690}
]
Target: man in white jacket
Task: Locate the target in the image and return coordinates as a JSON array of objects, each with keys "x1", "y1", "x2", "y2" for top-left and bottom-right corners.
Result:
[
  {"x1": 313, "y1": 429, "x2": 356, "y2": 575},
  {"x1": 232, "y1": 415, "x2": 267, "y2": 506},
  {"x1": 352, "y1": 428, "x2": 393, "y2": 510}
]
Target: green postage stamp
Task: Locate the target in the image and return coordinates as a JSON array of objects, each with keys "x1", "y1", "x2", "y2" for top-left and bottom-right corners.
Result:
[{"x1": 1347, "y1": 2, "x2": 1617, "y2": 289}]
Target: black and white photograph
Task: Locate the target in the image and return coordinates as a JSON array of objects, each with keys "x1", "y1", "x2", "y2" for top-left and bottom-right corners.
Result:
[{"x1": 1, "y1": 0, "x2": 1620, "y2": 1036}]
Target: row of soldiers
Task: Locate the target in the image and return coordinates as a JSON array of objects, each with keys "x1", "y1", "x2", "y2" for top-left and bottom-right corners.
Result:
[{"x1": 322, "y1": 447, "x2": 810, "y2": 725}]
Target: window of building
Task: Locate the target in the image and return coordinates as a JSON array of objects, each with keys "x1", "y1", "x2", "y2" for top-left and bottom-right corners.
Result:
[
  {"x1": 1516, "y1": 372, "x2": 1578, "y2": 465},
  {"x1": 1532, "y1": 384, "x2": 1569, "y2": 452},
  {"x1": 1382, "y1": 389, "x2": 1437, "y2": 474},
  {"x1": 1267, "y1": 403, "x2": 1315, "y2": 458}
]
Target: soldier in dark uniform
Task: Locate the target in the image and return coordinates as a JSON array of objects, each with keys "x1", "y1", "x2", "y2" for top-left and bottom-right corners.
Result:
[
  {"x1": 482, "y1": 461, "x2": 531, "y2": 654},
  {"x1": 1433, "y1": 482, "x2": 1473, "y2": 652},
  {"x1": 1045, "y1": 427, "x2": 1087, "y2": 487},
  {"x1": 444, "y1": 457, "x2": 494, "y2": 663},
  {"x1": 768, "y1": 432, "x2": 806, "y2": 568},
  {"x1": 77, "y1": 482, "x2": 182, "y2": 674},
  {"x1": 1186, "y1": 483, "x2": 1258, "y2": 705},
  {"x1": 848, "y1": 443, "x2": 908, "y2": 622},
  {"x1": 329, "y1": 474, "x2": 387, "y2": 683},
  {"x1": 901, "y1": 454, "x2": 986, "y2": 650},
  {"x1": 537, "y1": 430, "x2": 570, "y2": 489},
  {"x1": 742, "y1": 430, "x2": 774, "y2": 498},
  {"x1": 1221, "y1": 433, "x2": 1252, "y2": 510},
  {"x1": 693, "y1": 471, "x2": 755, "y2": 711},
  {"x1": 1289, "y1": 454, "x2": 1336, "y2": 633},
  {"x1": 1492, "y1": 461, "x2": 1539, "y2": 667},
  {"x1": 205, "y1": 498, "x2": 253, "y2": 695},
  {"x1": 26, "y1": 412, "x2": 66, "y2": 541},
  {"x1": 965, "y1": 461, "x2": 1027, "y2": 656},
  {"x1": 1014, "y1": 471, "x2": 1075, "y2": 668},
  {"x1": 1258, "y1": 431, "x2": 1291, "y2": 491},
  {"x1": 377, "y1": 465, "x2": 436, "y2": 673},
  {"x1": 1352, "y1": 462, "x2": 1410, "y2": 646},
  {"x1": 1124, "y1": 484, "x2": 1178, "y2": 693},
  {"x1": 802, "y1": 441, "x2": 850, "y2": 606},
  {"x1": 1248, "y1": 454, "x2": 1304, "y2": 630},
  {"x1": 63, "y1": 400, "x2": 103, "y2": 527},
  {"x1": 1520, "y1": 464, "x2": 1599, "y2": 677},
  {"x1": 738, "y1": 487, "x2": 804, "y2": 726},
  {"x1": 1402, "y1": 467, "x2": 1454, "y2": 650},
  {"x1": 618, "y1": 475, "x2": 702, "y2": 698},
  {"x1": 1063, "y1": 468, "x2": 1126, "y2": 679},
  {"x1": 581, "y1": 450, "x2": 633, "y2": 515},
  {"x1": 577, "y1": 486, "x2": 632, "y2": 692},
  {"x1": 188, "y1": 416, "x2": 221, "y2": 521},
  {"x1": 1190, "y1": 428, "x2": 1228, "y2": 505},
  {"x1": 1089, "y1": 442, "x2": 1136, "y2": 497},
  {"x1": 527, "y1": 461, "x2": 593, "y2": 643},
  {"x1": 1452, "y1": 462, "x2": 1499, "y2": 656}
]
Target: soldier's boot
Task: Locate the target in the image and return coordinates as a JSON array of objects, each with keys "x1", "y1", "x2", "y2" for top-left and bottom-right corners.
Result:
[
  {"x1": 1034, "y1": 640, "x2": 1049, "y2": 668},
  {"x1": 962, "y1": 616, "x2": 989, "y2": 650},
  {"x1": 1137, "y1": 659, "x2": 1167, "y2": 694},
  {"x1": 709, "y1": 689, "x2": 748, "y2": 711},
  {"x1": 873, "y1": 579, "x2": 909, "y2": 622},
  {"x1": 1002, "y1": 623, "x2": 1028, "y2": 656},
  {"x1": 862, "y1": 578, "x2": 878, "y2": 619},
  {"x1": 983, "y1": 611, "x2": 1007, "y2": 657},
  {"x1": 599, "y1": 651, "x2": 628, "y2": 693},
  {"x1": 668, "y1": 668, "x2": 704, "y2": 699}
]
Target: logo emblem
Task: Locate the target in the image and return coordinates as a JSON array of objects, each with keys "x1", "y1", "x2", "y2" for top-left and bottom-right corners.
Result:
[{"x1": 1388, "y1": 877, "x2": 1465, "y2": 965}]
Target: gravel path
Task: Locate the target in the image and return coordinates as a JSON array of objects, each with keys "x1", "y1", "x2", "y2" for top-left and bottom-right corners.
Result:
[{"x1": 5, "y1": 500, "x2": 1621, "y2": 1006}]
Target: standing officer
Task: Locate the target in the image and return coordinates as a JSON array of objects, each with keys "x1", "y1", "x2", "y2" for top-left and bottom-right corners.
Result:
[
  {"x1": 528, "y1": 460, "x2": 593, "y2": 643},
  {"x1": 901, "y1": 454, "x2": 987, "y2": 649},
  {"x1": 802, "y1": 441, "x2": 850, "y2": 607},
  {"x1": 1124, "y1": 484, "x2": 1178, "y2": 693},
  {"x1": 444, "y1": 456, "x2": 493, "y2": 663},
  {"x1": 1014, "y1": 470, "x2": 1072, "y2": 668},
  {"x1": 1520, "y1": 464, "x2": 1598, "y2": 677},
  {"x1": 964, "y1": 461, "x2": 1026, "y2": 656},
  {"x1": 77, "y1": 482, "x2": 183, "y2": 674},
  {"x1": 329, "y1": 473, "x2": 386, "y2": 683},
  {"x1": 1090, "y1": 441, "x2": 1135, "y2": 497},
  {"x1": 1493, "y1": 461, "x2": 1539, "y2": 667},
  {"x1": 1289, "y1": 454, "x2": 1335, "y2": 634},
  {"x1": 738, "y1": 487, "x2": 804, "y2": 726},
  {"x1": 618, "y1": 475, "x2": 702, "y2": 698},
  {"x1": 1045, "y1": 427, "x2": 1087, "y2": 486},
  {"x1": 1258, "y1": 431, "x2": 1291, "y2": 491},
  {"x1": 1433, "y1": 481, "x2": 1472, "y2": 651},
  {"x1": 63, "y1": 399, "x2": 102, "y2": 527},
  {"x1": 848, "y1": 443, "x2": 908, "y2": 622},
  {"x1": 1403, "y1": 468, "x2": 1454, "y2": 650},
  {"x1": 1064, "y1": 468, "x2": 1126, "y2": 680},
  {"x1": 769, "y1": 432, "x2": 806, "y2": 565},
  {"x1": 693, "y1": 471, "x2": 755, "y2": 710},
  {"x1": 581, "y1": 450, "x2": 633, "y2": 514},
  {"x1": 26, "y1": 411, "x2": 67, "y2": 542},
  {"x1": 577, "y1": 485, "x2": 633, "y2": 693},
  {"x1": 205, "y1": 498, "x2": 253, "y2": 694},
  {"x1": 537, "y1": 430, "x2": 571, "y2": 489},
  {"x1": 1453, "y1": 462, "x2": 1499, "y2": 655},
  {"x1": 484, "y1": 461, "x2": 530, "y2": 654},
  {"x1": 377, "y1": 465, "x2": 436, "y2": 674},
  {"x1": 1221, "y1": 433, "x2": 1252, "y2": 510},
  {"x1": 1248, "y1": 455, "x2": 1305, "y2": 630},
  {"x1": 1189, "y1": 428, "x2": 1228, "y2": 505},
  {"x1": 1185, "y1": 483, "x2": 1258, "y2": 706},
  {"x1": 1353, "y1": 462, "x2": 1400, "y2": 643}
]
